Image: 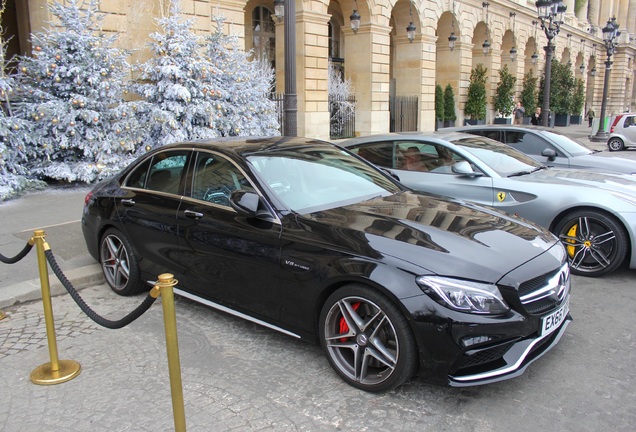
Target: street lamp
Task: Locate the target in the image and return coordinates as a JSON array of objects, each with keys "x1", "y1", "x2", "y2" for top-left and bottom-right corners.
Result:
[
  {"x1": 535, "y1": 0, "x2": 567, "y2": 127},
  {"x1": 591, "y1": 18, "x2": 621, "y2": 141},
  {"x1": 273, "y1": 0, "x2": 297, "y2": 136}
]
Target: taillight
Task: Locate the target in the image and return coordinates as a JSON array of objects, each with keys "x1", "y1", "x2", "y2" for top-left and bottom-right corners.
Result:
[
  {"x1": 610, "y1": 115, "x2": 624, "y2": 133},
  {"x1": 84, "y1": 191, "x2": 93, "y2": 206}
]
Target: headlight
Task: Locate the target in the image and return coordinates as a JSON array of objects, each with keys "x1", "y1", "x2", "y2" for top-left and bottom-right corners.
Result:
[{"x1": 416, "y1": 276, "x2": 509, "y2": 315}]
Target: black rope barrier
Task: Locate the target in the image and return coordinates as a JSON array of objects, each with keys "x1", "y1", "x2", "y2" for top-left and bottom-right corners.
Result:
[
  {"x1": 45, "y1": 249, "x2": 157, "y2": 329},
  {"x1": 0, "y1": 241, "x2": 34, "y2": 264}
]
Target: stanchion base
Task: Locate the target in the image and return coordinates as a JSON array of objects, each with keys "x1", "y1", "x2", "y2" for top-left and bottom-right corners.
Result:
[
  {"x1": 0, "y1": 310, "x2": 6, "y2": 320},
  {"x1": 30, "y1": 360, "x2": 81, "y2": 385}
]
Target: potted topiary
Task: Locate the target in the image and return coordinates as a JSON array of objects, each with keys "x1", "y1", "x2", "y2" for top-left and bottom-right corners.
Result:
[
  {"x1": 570, "y1": 77, "x2": 585, "y2": 125},
  {"x1": 520, "y1": 70, "x2": 538, "y2": 125},
  {"x1": 464, "y1": 64, "x2": 487, "y2": 125},
  {"x1": 435, "y1": 84, "x2": 444, "y2": 130},
  {"x1": 443, "y1": 84, "x2": 457, "y2": 127},
  {"x1": 493, "y1": 65, "x2": 516, "y2": 124},
  {"x1": 540, "y1": 59, "x2": 574, "y2": 126}
]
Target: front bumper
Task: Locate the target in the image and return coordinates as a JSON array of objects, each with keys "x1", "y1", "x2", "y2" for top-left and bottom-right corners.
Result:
[{"x1": 448, "y1": 313, "x2": 572, "y2": 387}]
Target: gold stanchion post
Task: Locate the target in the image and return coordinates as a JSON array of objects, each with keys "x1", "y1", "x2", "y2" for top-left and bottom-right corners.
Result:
[
  {"x1": 151, "y1": 273, "x2": 186, "y2": 432},
  {"x1": 29, "y1": 229, "x2": 81, "y2": 385}
]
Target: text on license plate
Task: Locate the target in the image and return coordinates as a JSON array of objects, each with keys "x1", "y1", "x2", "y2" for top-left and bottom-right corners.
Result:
[{"x1": 541, "y1": 297, "x2": 569, "y2": 336}]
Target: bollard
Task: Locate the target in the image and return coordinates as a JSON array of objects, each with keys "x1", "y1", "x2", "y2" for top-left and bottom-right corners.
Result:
[
  {"x1": 151, "y1": 273, "x2": 186, "y2": 432},
  {"x1": 29, "y1": 229, "x2": 81, "y2": 385}
]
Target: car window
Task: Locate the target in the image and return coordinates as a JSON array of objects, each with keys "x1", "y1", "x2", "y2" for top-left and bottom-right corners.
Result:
[
  {"x1": 396, "y1": 142, "x2": 468, "y2": 173},
  {"x1": 191, "y1": 152, "x2": 253, "y2": 207},
  {"x1": 504, "y1": 131, "x2": 556, "y2": 156},
  {"x1": 124, "y1": 150, "x2": 189, "y2": 194},
  {"x1": 349, "y1": 142, "x2": 394, "y2": 168},
  {"x1": 452, "y1": 136, "x2": 540, "y2": 176},
  {"x1": 248, "y1": 145, "x2": 400, "y2": 213},
  {"x1": 624, "y1": 116, "x2": 634, "y2": 127},
  {"x1": 468, "y1": 129, "x2": 500, "y2": 141},
  {"x1": 541, "y1": 131, "x2": 592, "y2": 156}
]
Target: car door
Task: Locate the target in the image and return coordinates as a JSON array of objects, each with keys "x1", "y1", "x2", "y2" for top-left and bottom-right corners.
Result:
[
  {"x1": 390, "y1": 140, "x2": 496, "y2": 207},
  {"x1": 116, "y1": 149, "x2": 191, "y2": 280},
  {"x1": 503, "y1": 131, "x2": 570, "y2": 168},
  {"x1": 175, "y1": 150, "x2": 284, "y2": 323}
]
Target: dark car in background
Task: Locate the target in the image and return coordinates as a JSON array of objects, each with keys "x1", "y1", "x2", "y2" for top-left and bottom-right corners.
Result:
[
  {"x1": 448, "y1": 125, "x2": 636, "y2": 174},
  {"x1": 82, "y1": 136, "x2": 571, "y2": 391},
  {"x1": 607, "y1": 113, "x2": 636, "y2": 152}
]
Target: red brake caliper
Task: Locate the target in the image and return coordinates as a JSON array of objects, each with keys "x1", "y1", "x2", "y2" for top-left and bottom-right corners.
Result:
[{"x1": 339, "y1": 302, "x2": 360, "y2": 342}]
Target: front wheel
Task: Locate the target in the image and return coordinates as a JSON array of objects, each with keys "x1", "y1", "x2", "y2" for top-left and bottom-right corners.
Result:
[
  {"x1": 319, "y1": 284, "x2": 418, "y2": 392},
  {"x1": 99, "y1": 228, "x2": 143, "y2": 295},
  {"x1": 607, "y1": 137, "x2": 625, "y2": 152},
  {"x1": 555, "y1": 210, "x2": 628, "y2": 277}
]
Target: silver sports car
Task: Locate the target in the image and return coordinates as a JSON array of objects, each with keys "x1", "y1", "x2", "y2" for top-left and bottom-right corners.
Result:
[
  {"x1": 343, "y1": 131, "x2": 636, "y2": 277},
  {"x1": 447, "y1": 125, "x2": 636, "y2": 174}
]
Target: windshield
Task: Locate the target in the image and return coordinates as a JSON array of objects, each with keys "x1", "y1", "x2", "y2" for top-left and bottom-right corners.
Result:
[
  {"x1": 450, "y1": 136, "x2": 543, "y2": 177},
  {"x1": 541, "y1": 130, "x2": 593, "y2": 156},
  {"x1": 247, "y1": 145, "x2": 402, "y2": 213}
]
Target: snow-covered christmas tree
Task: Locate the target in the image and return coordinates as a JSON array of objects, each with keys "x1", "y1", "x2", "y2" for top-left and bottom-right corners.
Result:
[
  {"x1": 132, "y1": 1, "x2": 278, "y2": 148},
  {"x1": 130, "y1": 1, "x2": 220, "y2": 148},
  {"x1": 203, "y1": 16, "x2": 279, "y2": 137},
  {"x1": 12, "y1": 0, "x2": 142, "y2": 183},
  {"x1": 0, "y1": 0, "x2": 45, "y2": 200}
]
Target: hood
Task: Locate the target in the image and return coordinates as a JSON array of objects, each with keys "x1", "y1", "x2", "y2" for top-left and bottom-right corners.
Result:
[
  {"x1": 573, "y1": 154, "x2": 636, "y2": 174},
  {"x1": 526, "y1": 167, "x2": 636, "y2": 194},
  {"x1": 300, "y1": 192, "x2": 560, "y2": 283}
]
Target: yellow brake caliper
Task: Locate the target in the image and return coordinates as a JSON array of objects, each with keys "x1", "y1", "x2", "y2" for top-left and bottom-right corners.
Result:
[
  {"x1": 566, "y1": 224, "x2": 578, "y2": 257},
  {"x1": 566, "y1": 224, "x2": 592, "y2": 257}
]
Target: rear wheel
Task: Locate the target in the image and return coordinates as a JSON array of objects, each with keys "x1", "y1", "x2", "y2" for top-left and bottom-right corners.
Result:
[
  {"x1": 319, "y1": 284, "x2": 418, "y2": 392},
  {"x1": 607, "y1": 137, "x2": 625, "y2": 151},
  {"x1": 555, "y1": 210, "x2": 628, "y2": 277},
  {"x1": 99, "y1": 228, "x2": 143, "y2": 295}
]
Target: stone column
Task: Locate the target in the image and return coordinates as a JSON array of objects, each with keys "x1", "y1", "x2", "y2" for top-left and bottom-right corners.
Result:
[
  {"x1": 295, "y1": 10, "x2": 331, "y2": 139},
  {"x1": 344, "y1": 23, "x2": 392, "y2": 136}
]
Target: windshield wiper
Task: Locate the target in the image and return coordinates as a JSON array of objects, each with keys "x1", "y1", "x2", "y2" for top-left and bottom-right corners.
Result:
[{"x1": 508, "y1": 166, "x2": 546, "y2": 177}]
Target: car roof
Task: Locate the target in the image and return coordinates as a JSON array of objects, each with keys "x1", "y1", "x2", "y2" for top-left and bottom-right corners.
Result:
[
  {"x1": 146, "y1": 136, "x2": 334, "y2": 157},
  {"x1": 445, "y1": 125, "x2": 553, "y2": 133},
  {"x1": 341, "y1": 130, "x2": 481, "y2": 146}
]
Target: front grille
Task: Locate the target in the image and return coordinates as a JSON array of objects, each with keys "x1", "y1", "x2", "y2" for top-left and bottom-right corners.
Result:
[
  {"x1": 458, "y1": 341, "x2": 515, "y2": 369},
  {"x1": 516, "y1": 263, "x2": 570, "y2": 315}
]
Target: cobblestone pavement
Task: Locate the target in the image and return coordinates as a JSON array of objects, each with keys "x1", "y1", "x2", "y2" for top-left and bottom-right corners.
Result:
[{"x1": 1, "y1": 269, "x2": 635, "y2": 432}]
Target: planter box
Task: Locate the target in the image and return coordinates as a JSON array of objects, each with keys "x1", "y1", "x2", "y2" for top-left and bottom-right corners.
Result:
[
  {"x1": 436, "y1": 120, "x2": 444, "y2": 130},
  {"x1": 494, "y1": 118, "x2": 512, "y2": 124},
  {"x1": 523, "y1": 116, "x2": 532, "y2": 125},
  {"x1": 464, "y1": 119, "x2": 486, "y2": 126},
  {"x1": 443, "y1": 120, "x2": 456, "y2": 128},
  {"x1": 570, "y1": 115, "x2": 582, "y2": 125},
  {"x1": 554, "y1": 114, "x2": 570, "y2": 127}
]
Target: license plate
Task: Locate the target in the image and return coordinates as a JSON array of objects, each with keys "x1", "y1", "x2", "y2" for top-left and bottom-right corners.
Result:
[{"x1": 541, "y1": 297, "x2": 570, "y2": 336}]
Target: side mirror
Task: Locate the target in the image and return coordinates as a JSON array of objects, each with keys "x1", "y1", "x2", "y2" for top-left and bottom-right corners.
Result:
[
  {"x1": 541, "y1": 148, "x2": 557, "y2": 161},
  {"x1": 451, "y1": 161, "x2": 482, "y2": 177},
  {"x1": 230, "y1": 190, "x2": 275, "y2": 222}
]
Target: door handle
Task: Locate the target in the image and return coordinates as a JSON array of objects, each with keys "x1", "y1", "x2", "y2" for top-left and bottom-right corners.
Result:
[
  {"x1": 121, "y1": 199, "x2": 135, "y2": 206},
  {"x1": 184, "y1": 209, "x2": 204, "y2": 219}
]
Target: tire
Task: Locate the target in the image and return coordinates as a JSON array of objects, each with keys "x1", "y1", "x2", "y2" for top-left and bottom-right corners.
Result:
[
  {"x1": 319, "y1": 284, "x2": 418, "y2": 392},
  {"x1": 555, "y1": 210, "x2": 628, "y2": 277},
  {"x1": 99, "y1": 228, "x2": 143, "y2": 296},
  {"x1": 607, "y1": 137, "x2": 625, "y2": 152}
]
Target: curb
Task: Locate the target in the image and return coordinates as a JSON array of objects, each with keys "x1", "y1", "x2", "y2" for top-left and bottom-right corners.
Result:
[{"x1": 0, "y1": 264, "x2": 104, "y2": 309}]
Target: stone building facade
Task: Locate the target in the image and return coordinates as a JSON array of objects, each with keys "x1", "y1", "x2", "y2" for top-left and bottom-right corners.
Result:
[{"x1": 6, "y1": 0, "x2": 636, "y2": 140}]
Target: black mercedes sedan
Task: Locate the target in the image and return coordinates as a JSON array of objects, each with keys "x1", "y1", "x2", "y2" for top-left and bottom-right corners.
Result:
[{"x1": 82, "y1": 136, "x2": 572, "y2": 392}]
